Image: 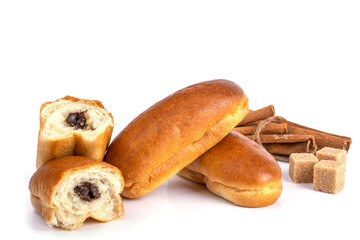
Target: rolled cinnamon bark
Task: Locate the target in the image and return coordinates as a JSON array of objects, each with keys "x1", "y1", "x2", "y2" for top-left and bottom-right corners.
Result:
[
  {"x1": 237, "y1": 105, "x2": 275, "y2": 126},
  {"x1": 273, "y1": 155, "x2": 290, "y2": 162},
  {"x1": 233, "y1": 122, "x2": 287, "y2": 135},
  {"x1": 238, "y1": 104, "x2": 352, "y2": 152},
  {"x1": 245, "y1": 134, "x2": 318, "y2": 156},
  {"x1": 280, "y1": 120, "x2": 352, "y2": 151}
]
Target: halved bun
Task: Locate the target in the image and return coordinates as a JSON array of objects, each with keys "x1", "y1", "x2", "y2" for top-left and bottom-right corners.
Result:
[
  {"x1": 36, "y1": 96, "x2": 114, "y2": 168},
  {"x1": 29, "y1": 156, "x2": 124, "y2": 230}
]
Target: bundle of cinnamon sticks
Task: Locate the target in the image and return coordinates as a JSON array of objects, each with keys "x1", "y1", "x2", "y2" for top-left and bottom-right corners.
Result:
[{"x1": 234, "y1": 105, "x2": 352, "y2": 162}]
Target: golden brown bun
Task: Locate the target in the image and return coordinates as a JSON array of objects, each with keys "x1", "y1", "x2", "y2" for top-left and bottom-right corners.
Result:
[
  {"x1": 29, "y1": 156, "x2": 124, "y2": 230},
  {"x1": 178, "y1": 131, "x2": 282, "y2": 207},
  {"x1": 36, "y1": 96, "x2": 114, "y2": 168},
  {"x1": 105, "y1": 80, "x2": 249, "y2": 198}
]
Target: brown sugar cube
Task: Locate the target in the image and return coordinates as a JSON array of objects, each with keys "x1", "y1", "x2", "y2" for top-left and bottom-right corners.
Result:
[
  {"x1": 316, "y1": 147, "x2": 347, "y2": 162},
  {"x1": 289, "y1": 153, "x2": 319, "y2": 183},
  {"x1": 313, "y1": 160, "x2": 345, "y2": 194}
]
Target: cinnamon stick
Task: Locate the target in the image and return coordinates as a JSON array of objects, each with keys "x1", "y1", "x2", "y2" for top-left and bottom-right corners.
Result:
[
  {"x1": 238, "y1": 104, "x2": 352, "y2": 151},
  {"x1": 273, "y1": 155, "x2": 290, "y2": 162},
  {"x1": 279, "y1": 120, "x2": 352, "y2": 151},
  {"x1": 237, "y1": 105, "x2": 275, "y2": 126},
  {"x1": 233, "y1": 122, "x2": 288, "y2": 135},
  {"x1": 245, "y1": 134, "x2": 318, "y2": 155},
  {"x1": 240, "y1": 120, "x2": 264, "y2": 126}
]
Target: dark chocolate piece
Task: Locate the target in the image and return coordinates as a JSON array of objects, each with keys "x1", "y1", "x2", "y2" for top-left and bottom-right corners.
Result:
[
  {"x1": 66, "y1": 111, "x2": 87, "y2": 130},
  {"x1": 74, "y1": 181, "x2": 101, "y2": 202}
]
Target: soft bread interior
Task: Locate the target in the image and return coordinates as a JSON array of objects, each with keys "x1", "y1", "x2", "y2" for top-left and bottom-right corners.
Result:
[
  {"x1": 40, "y1": 100, "x2": 113, "y2": 140},
  {"x1": 122, "y1": 99, "x2": 248, "y2": 198},
  {"x1": 47, "y1": 166, "x2": 123, "y2": 230}
]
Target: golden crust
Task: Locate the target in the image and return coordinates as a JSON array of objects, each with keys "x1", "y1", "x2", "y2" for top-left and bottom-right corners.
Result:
[
  {"x1": 178, "y1": 131, "x2": 282, "y2": 207},
  {"x1": 177, "y1": 167, "x2": 205, "y2": 184},
  {"x1": 105, "y1": 79, "x2": 249, "y2": 198},
  {"x1": 204, "y1": 177, "x2": 282, "y2": 208},
  {"x1": 36, "y1": 95, "x2": 114, "y2": 168}
]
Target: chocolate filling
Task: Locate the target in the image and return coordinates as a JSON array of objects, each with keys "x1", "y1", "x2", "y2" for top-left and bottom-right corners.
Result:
[
  {"x1": 66, "y1": 111, "x2": 87, "y2": 130},
  {"x1": 74, "y1": 182, "x2": 101, "y2": 202}
]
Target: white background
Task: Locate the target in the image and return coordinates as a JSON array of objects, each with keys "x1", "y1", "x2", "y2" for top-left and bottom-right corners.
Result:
[{"x1": 0, "y1": 1, "x2": 359, "y2": 239}]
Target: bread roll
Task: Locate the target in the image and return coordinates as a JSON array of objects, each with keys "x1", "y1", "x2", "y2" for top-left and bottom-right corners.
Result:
[
  {"x1": 36, "y1": 96, "x2": 114, "y2": 168},
  {"x1": 178, "y1": 131, "x2": 282, "y2": 207},
  {"x1": 29, "y1": 156, "x2": 124, "y2": 230},
  {"x1": 105, "y1": 80, "x2": 249, "y2": 198}
]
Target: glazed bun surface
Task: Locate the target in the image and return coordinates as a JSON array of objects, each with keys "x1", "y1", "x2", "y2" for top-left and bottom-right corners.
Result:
[
  {"x1": 105, "y1": 80, "x2": 249, "y2": 198},
  {"x1": 178, "y1": 131, "x2": 282, "y2": 207}
]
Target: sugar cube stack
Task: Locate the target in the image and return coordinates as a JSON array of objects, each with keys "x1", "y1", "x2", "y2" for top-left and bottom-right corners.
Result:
[{"x1": 289, "y1": 147, "x2": 347, "y2": 194}]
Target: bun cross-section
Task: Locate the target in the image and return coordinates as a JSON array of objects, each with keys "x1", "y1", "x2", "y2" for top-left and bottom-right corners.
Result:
[
  {"x1": 36, "y1": 96, "x2": 114, "y2": 168},
  {"x1": 29, "y1": 156, "x2": 125, "y2": 230}
]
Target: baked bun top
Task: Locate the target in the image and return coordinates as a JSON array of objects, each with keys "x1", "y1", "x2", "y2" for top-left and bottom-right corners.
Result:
[
  {"x1": 187, "y1": 130, "x2": 282, "y2": 190},
  {"x1": 105, "y1": 79, "x2": 248, "y2": 187}
]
